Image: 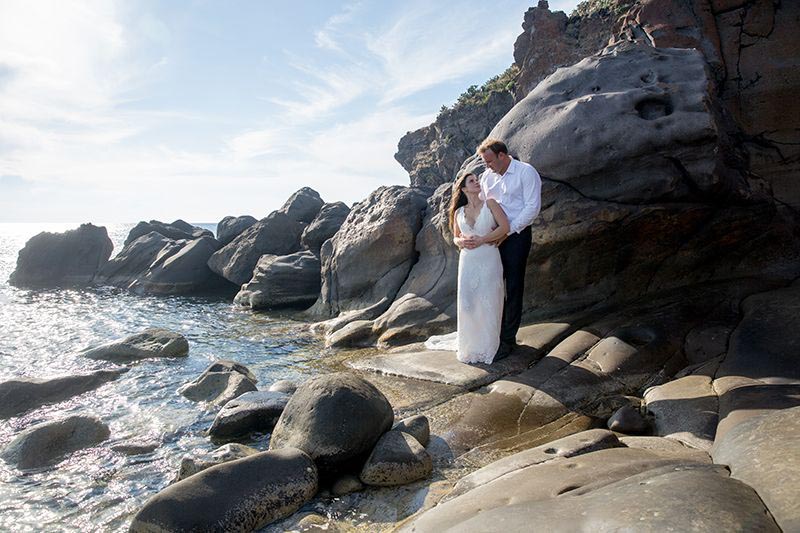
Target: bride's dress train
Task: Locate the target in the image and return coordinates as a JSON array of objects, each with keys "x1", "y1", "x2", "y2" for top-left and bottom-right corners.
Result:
[{"x1": 426, "y1": 203, "x2": 503, "y2": 364}]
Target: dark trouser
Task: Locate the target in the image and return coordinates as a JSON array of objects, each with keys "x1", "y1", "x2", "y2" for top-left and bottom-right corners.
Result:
[{"x1": 499, "y1": 226, "x2": 532, "y2": 346}]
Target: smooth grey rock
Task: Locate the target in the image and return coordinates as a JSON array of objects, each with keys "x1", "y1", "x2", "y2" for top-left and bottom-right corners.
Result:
[
  {"x1": 9, "y1": 223, "x2": 113, "y2": 288},
  {"x1": 173, "y1": 443, "x2": 260, "y2": 482},
  {"x1": 401, "y1": 449, "x2": 778, "y2": 532},
  {"x1": 269, "y1": 372, "x2": 394, "y2": 475},
  {"x1": 179, "y1": 371, "x2": 257, "y2": 406},
  {"x1": 209, "y1": 391, "x2": 290, "y2": 439},
  {"x1": 310, "y1": 186, "x2": 427, "y2": 323},
  {"x1": 216, "y1": 215, "x2": 257, "y2": 246},
  {"x1": 131, "y1": 448, "x2": 318, "y2": 532},
  {"x1": 1, "y1": 415, "x2": 110, "y2": 469},
  {"x1": 301, "y1": 201, "x2": 350, "y2": 254},
  {"x1": 279, "y1": 187, "x2": 324, "y2": 224},
  {"x1": 360, "y1": 430, "x2": 432, "y2": 487},
  {"x1": 112, "y1": 439, "x2": 160, "y2": 455},
  {"x1": 607, "y1": 404, "x2": 649, "y2": 434},
  {"x1": 712, "y1": 406, "x2": 800, "y2": 532},
  {"x1": 234, "y1": 251, "x2": 321, "y2": 310},
  {"x1": 268, "y1": 380, "x2": 298, "y2": 394},
  {"x1": 203, "y1": 360, "x2": 258, "y2": 383},
  {"x1": 80, "y1": 328, "x2": 189, "y2": 362},
  {"x1": 393, "y1": 415, "x2": 430, "y2": 447},
  {"x1": 95, "y1": 232, "x2": 173, "y2": 288},
  {"x1": 208, "y1": 211, "x2": 306, "y2": 286},
  {"x1": 645, "y1": 375, "x2": 718, "y2": 450},
  {"x1": 619, "y1": 435, "x2": 712, "y2": 463},
  {"x1": 0, "y1": 368, "x2": 126, "y2": 419},
  {"x1": 124, "y1": 219, "x2": 211, "y2": 246},
  {"x1": 446, "y1": 429, "x2": 622, "y2": 501}
]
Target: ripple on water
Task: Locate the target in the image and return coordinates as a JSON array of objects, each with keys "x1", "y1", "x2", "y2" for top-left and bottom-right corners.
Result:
[{"x1": 0, "y1": 223, "x2": 325, "y2": 531}]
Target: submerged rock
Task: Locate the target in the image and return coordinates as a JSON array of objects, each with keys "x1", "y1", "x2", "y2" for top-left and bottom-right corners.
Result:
[
  {"x1": 269, "y1": 373, "x2": 394, "y2": 475},
  {"x1": 80, "y1": 329, "x2": 189, "y2": 362},
  {"x1": 360, "y1": 431, "x2": 432, "y2": 487},
  {"x1": 173, "y1": 443, "x2": 260, "y2": 482},
  {"x1": 9, "y1": 223, "x2": 113, "y2": 288},
  {"x1": 0, "y1": 368, "x2": 126, "y2": 419},
  {"x1": 209, "y1": 391, "x2": 290, "y2": 439},
  {"x1": 131, "y1": 448, "x2": 318, "y2": 532},
  {"x1": 331, "y1": 474, "x2": 364, "y2": 496},
  {"x1": 1, "y1": 415, "x2": 110, "y2": 469}
]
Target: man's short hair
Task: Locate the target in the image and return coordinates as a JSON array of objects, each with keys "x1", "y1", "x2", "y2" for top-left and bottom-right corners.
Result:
[{"x1": 477, "y1": 139, "x2": 508, "y2": 156}]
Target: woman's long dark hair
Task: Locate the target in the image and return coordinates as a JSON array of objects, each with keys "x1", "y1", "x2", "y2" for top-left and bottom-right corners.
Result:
[{"x1": 448, "y1": 173, "x2": 474, "y2": 232}]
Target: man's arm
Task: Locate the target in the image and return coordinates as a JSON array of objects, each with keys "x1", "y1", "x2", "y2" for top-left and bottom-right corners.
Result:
[{"x1": 509, "y1": 165, "x2": 542, "y2": 234}]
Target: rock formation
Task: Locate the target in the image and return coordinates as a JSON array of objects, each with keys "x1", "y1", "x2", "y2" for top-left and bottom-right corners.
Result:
[
  {"x1": 216, "y1": 215, "x2": 257, "y2": 246},
  {"x1": 80, "y1": 328, "x2": 189, "y2": 362},
  {"x1": 9, "y1": 223, "x2": 113, "y2": 288},
  {"x1": 124, "y1": 219, "x2": 212, "y2": 246},
  {"x1": 234, "y1": 251, "x2": 321, "y2": 310},
  {"x1": 301, "y1": 201, "x2": 351, "y2": 255}
]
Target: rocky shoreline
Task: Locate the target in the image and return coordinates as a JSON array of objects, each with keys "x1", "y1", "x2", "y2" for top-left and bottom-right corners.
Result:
[{"x1": 3, "y1": 0, "x2": 799, "y2": 531}]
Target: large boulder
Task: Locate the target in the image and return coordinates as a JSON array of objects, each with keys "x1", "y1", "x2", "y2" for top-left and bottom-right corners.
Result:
[
  {"x1": 80, "y1": 328, "x2": 189, "y2": 362},
  {"x1": 269, "y1": 373, "x2": 394, "y2": 475},
  {"x1": 310, "y1": 186, "x2": 428, "y2": 329},
  {"x1": 9, "y1": 223, "x2": 113, "y2": 288},
  {"x1": 0, "y1": 369, "x2": 126, "y2": 419},
  {"x1": 130, "y1": 448, "x2": 318, "y2": 532},
  {"x1": 1, "y1": 415, "x2": 110, "y2": 469},
  {"x1": 209, "y1": 391, "x2": 290, "y2": 439},
  {"x1": 234, "y1": 251, "x2": 321, "y2": 310},
  {"x1": 96, "y1": 233, "x2": 231, "y2": 295},
  {"x1": 279, "y1": 187, "x2": 325, "y2": 223},
  {"x1": 301, "y1": 201, "x2": 350, "y2": 254},
  {"x1": 216, "y1": 215, "x2": 257, "y2": 246},
  {"x1": 124, "y1": 219, "x2": 212, "y2": 246},
  {"x1": 208, "y1": 211, "x2": 306, "y2": 286}
]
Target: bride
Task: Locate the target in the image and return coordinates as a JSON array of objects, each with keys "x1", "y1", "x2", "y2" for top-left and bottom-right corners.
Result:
[{"x1": 449, "y1": 172, "x2": 510, "y2": 364}]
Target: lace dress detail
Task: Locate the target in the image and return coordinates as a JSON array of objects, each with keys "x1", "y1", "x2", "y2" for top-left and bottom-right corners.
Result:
[{"x1": 454, "y1": 203, "x2": 504, "y2": 364}]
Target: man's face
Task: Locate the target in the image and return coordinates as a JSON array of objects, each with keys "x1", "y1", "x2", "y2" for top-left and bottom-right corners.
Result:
[{"x1": 481, "y1": 149, "x2": 504, "y2": 173}]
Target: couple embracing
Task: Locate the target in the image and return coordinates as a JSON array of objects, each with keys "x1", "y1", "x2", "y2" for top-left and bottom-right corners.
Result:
[{"x1": 449, "y1": 139, "x2": 541, "y2": 364}]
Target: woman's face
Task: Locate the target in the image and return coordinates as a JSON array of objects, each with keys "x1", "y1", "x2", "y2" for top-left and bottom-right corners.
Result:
[{"x1": 462, "y1": 174, "x2": 480, "y2": 194}]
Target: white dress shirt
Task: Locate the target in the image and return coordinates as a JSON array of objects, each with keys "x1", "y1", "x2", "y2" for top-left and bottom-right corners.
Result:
[{"x1": 480, "y1": 157, "x2": 542, "y2": 235}]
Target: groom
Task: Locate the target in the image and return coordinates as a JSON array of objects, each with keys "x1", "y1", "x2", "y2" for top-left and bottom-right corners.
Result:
[{"x1": 478, "y1": 139, "x2": 542, "y2": 360}]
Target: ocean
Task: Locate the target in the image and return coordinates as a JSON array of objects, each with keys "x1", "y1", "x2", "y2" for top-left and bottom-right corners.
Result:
[{"x1": 0, "y1": 222, "x2": 324, "y2": 531}]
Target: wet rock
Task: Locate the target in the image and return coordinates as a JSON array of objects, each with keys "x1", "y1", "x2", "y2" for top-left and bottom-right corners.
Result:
[
  {"x1": 203, "y1": 360, "x2": 258, "y2": 383},
  {"x1": 278, "y1": 187, "x2": 324, "y2": 224},
  {"x1": 208, "y1": 211, "x2": 306, "y2": 286},
  {"x1": 360, "y1": 431, "x2": 432, "y2": 487},
  {"x1": 269, "y1": 380, "x2": 298, "y2": 394},
  {"x1": 607, "y1": 405, "x2": 648, "y2": 435},
  {"x1": 300, "y1": 201, "x2": 350, "y2": 254},
  {"x1": 179, "y1": 371, "x2": 257, "y2": 406},
  {"x1": 9, "y1": 223, "x2": 113, "y2": 288},
  {"x1": 713, "y1": 406, "x2": 800, "y2": 532},
  {"x1": 645, "y1": 375, "x2": 718, "y2": 450},
  {"x1": 1, "y1": 415, "x2": 110, "y2": 469},
  {"x1": 310, "y1": 186, "x2": 427, "y2": 326},
  {"x1": 173, "y1": 443, "x2": 260, "y2": 482},
  {"x1": 401, "y1": 449, "x2": 777, "y2": 532},
  {"x1": 0, "y1": 368, "x2": 126, "y2": 419},
  {"x1": 112, "y1": 439, "x2": 160, "y2": 455},
  {"x1": 131, "y1": 448, "x2": 318, "y2": 532},
  {"x1": 269, "y1": 373, "x2": 394, "y2": 475},
  {"x1": 331, "y1": 474, "x2": 364, "y2": 496},
  {"x1": 216, "y1": 215, "x2": 257, "y2": 246},
  {"x1": 124, "y1": 219, "x2": 212, "y2": 246},
  {"x1": 393, "y1": 415, "x2": 430, "y2": 447},
  {"x1": 80, "y1": 328, "x2": 189, "y2": 362},
  {"x1": 234, "y1": 251, "x2": 321, "y2": 310},
  {"x1": 209, "y1": 391, "x2": 290, "y2": 439}
]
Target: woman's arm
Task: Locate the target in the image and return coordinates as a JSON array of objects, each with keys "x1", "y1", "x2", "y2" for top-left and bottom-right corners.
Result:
[{"x1": 479, "y1": 200, "x2": 511, "y2": 245}]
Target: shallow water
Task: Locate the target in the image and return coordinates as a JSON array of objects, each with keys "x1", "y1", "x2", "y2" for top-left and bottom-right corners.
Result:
[{"x1": 0, "y1": 222, "x2": 325, "y2": 531}]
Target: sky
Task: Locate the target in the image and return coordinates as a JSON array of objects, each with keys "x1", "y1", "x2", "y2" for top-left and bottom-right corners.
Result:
[{"x1": 0, "y1": 0, "x2": 580, "y2": 223}]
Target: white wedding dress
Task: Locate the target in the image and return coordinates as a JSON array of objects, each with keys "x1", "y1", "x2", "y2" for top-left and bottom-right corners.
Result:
[{"x1": 445, "y1": 203, "x2": 504, "y2": 363}]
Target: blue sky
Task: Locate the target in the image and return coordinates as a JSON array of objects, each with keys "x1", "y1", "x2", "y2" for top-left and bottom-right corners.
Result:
[{"x1": 0, "y1": 0, "x2": 579, "y2": 223}]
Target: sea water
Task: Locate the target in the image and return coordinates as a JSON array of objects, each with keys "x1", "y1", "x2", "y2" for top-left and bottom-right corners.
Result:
[{"x1": 0, "y1": 222, "x2": 324, "y2": 531}]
